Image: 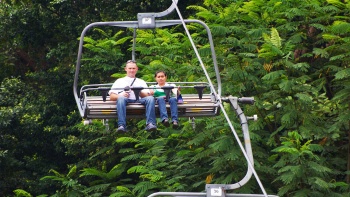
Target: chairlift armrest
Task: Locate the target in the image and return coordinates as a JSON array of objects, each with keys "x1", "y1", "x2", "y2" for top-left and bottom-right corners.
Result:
[
  {"x1": 98, "y1": 87, "x2": 110, "y2": 102},
  {"x1": 238, "y1": 97, "x2": 255, "y2": 104}
]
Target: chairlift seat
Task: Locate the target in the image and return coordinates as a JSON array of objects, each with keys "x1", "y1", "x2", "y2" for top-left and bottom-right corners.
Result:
[{"x1": 83, "y1": 93, "x2": 220, "y2": 120}]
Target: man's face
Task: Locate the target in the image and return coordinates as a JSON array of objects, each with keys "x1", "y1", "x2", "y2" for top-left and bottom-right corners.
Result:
[{"x1": 125, "y1": 62, "x2": 138, "y2": 77}]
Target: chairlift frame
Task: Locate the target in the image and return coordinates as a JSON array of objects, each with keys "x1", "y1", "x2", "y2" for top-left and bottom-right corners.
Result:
[
  {"x1": 73, "y1": 18, "x2": 222, "y2": 120},
  {"x1": 73, "y1": 0, "x2": 278, "y2": 196}
]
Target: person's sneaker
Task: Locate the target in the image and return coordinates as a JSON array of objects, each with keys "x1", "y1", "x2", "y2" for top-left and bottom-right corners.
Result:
[
  {"x1": 116, "y1": 125, "x2": 126, "y2": 133},
  {"x1": 146, "y1": 123, "x2": 157, "y2": 132},
  {"x1": 162, "y1": 119, "x2": 170, "y2": 127},
  {"x1": 172, "y1": 121, "x2": 179, "y2": 129}
]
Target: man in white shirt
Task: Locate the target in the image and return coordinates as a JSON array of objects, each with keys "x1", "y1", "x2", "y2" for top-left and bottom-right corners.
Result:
[{"x1": 109, "y1": 60, "x2": 157, "y2": 132}]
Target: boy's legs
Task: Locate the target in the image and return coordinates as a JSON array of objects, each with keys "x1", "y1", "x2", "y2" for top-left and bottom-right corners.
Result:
[
  {"x1": 156, "y1": 97, "x2": 168, "y2": 121},
  {"x1": 168, "y1": 97, "x2": 178, "y2": 122}
]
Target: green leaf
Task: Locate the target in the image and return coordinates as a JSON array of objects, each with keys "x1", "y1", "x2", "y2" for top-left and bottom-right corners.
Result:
[
  {"x1": 312, "y1": 48, "x2": 329, "y2": 58},
  {"x1": 334, "y1": 68, "x2": 350, "y2": 80},
  {"x1": 270, "y1": 28, "x2": 282, "y2": 48},
  {"x1": 67, "y1": 165, "x2": 77, "y2": 178}
]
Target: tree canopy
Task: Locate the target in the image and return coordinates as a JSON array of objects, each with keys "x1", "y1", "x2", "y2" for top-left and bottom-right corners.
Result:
[{"x1": 1, "y1": 0, "x2": 350, "y2": 197}]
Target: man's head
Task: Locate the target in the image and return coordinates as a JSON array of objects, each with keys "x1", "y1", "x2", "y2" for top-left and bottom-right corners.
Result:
[{"x1": 125, "y1": 60, "x2": 138, "y2": 78}]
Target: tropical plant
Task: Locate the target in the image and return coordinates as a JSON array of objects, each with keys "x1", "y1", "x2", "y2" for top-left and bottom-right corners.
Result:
[
  {"x1": 40, "y1": 166, "x2": 88, "y2": 197},
  {"x1": 272, "y1": 131, "x2": 348, "y2": 196},
  {"x1": 3, "y1": 0, "x2": 350, "y2": 196}
]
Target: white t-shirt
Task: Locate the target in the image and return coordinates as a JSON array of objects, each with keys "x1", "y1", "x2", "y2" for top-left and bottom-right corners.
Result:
[{"x1": 109, "y1": 76, "x2": 150, "y2": 100}]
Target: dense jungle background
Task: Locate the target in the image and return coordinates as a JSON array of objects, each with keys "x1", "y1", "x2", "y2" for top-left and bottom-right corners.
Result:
[{"x1": 1, "y1": 0, "x2": 350, "y2": 196}]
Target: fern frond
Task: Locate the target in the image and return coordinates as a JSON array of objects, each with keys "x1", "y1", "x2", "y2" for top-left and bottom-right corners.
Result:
[
  {"x1": 80, "y1": 168, "x2": 107, "y2": 178},
  {"x1": 132, "y1": 181, "x2": 158, "y2": 195},
  {"x1": 238, "y1": 53, "x2": 257, "y2": 58},
  {"x1": 332, "y1": 87, "x2": 350, "y2": 102},
  {"x1": 115, "y1": 36, "x2": 131, "y2": 45},
  {"x1": 40, "y1": 175, "x2": 65, "y2": 181},
  {"x1": 187, "y1": 5, "x2": 209, "y2": 12},
  {"x1": 281, "y1": 111, "x2": 297, "y2": 125},
  {"x1": 313, "y1": 177, "x2": 333, "y2": 190},
  {"x1": 329, "y1": 53, "x2": 347, "y2": 61},
  {"x1": 330, "y1": 21, "x2": 350, "y2": 35},
  {"x1": 13, "y1": 189, "x2": 32, "y2": 197},
  {"x1": 116, "y1": 186, "x2": 132, "y2": 193},
  {"x1": 139, "y1": 170, "x2": 163, "y2": 182},
  {"x1": 89, "y1": 146, "x2": 113, "y2": 160},
  {"x1": 210, "y1": 25, "x2": 230, "y2": 37},
  {"x1": 261, "y1": 70, "x2": 286, "y2": 81},
  {"x1": 274, "y1": 172, "x2": 295, "y2": 185},
  {"x1": 320, "y1": 5, "x2": 339, "y2": 13},
  {"x1": 313, "y1": 48, "x2": 329, "y2": 58},
  {"x1": 121, "y1": 153, "x2": 144, "y2": 162},
  {"x1": 295, "y1": 93, "x2": 313, "y2": 103},
  {"x1": 286, "y1": 62, "x2": 310, "y2": 72},
  {"x1": 83, "y1": 183, "x2": 111, "y2": 193},
  {"x1": 67, "y1": 165, "x2": 77, "y2": 178},
  {"x1": 198, "y1": 47, "x2": 212, "y2": 57},
  {"x1": 127, "y1": 165, "x2": 146, "y2": 174},
  {"x1": 270, "y1": 28, "x2": 282, "y2": 48},
  {"x1": 308, "y1": 161, "x2": 333, "y2": 173},
  {"x1": 327, "y1": 0, "x2": 346, "y2": 9},
  {"x1": 310, "y1": 23, "x2": 327, "y2": 31},
  {"x1": 322, "y1": 33, "x2": 341, "y2": 41},
  {"x1": 93, "y1": 28, "x2": 110, "y2": 37},
  {"x1": 47, "y1": 169, "x2": 63, "y2": 177},
  {"x1": 247, "y1": 28, "x2": 265, "y2": 38},
  {"x1": 116, "y1": 137, "x2": 140, "y2": 144},
  {"x1": 334, "y1": 68, "x2": 350, "y2": 80},
  {"x1": 83, "y1": 37, "x2": 97, "y2": 44}
]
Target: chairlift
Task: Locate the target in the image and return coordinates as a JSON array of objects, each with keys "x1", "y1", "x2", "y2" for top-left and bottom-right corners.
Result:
[
  {"x1": 73, "y1": 11, "x2": 222, "y2": 122},
  {"x1": 73, "y1": 0, "x2": 278, "y2": 196}
]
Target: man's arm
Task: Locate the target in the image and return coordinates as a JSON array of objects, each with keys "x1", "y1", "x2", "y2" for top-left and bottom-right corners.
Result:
[
  {"x1": 110, "y1": 93, "x2": 119, "y2": 101},
  {"x1": 140, "y1": 90, "x2": 151, "y2": 98},
  {"x1": 109, "y1": 78, "x2": 125, "y2": 100},
  {"x1": 138, "y1": 78, "x2": 151, "y2": 98}
]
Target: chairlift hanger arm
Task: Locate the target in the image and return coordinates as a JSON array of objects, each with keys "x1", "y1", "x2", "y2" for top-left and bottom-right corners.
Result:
[{"x1": 155, "y1": 0, "x2": 178, "y2": 18}]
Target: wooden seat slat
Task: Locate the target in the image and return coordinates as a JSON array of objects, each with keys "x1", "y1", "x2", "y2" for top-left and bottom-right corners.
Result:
[
  {"x1": 86, "y1": 97, "x2": 216, "y2": 102},
  {"x1": 86, "y1": 109, "x2": 219, "y2": 118},
  {"x1": 87, "y1": 100, "x2": 214, "y2": 104},
  {"x1": 81, "y1": 93, "x2": 220, "y2": 119},
  {"x1": 87, "y1": 103, "x2": 219, "y2": 109}
]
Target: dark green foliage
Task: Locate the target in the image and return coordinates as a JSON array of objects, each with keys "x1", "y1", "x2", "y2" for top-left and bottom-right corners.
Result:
[
  {"x1": 2, "y1": 0, "x2": 350, "y2": 197},
  {"x1": 0, "y1": 77, "x2": 70, "y2": 196},
  {"x1": 272, "y1": 131, "x2": 347, "y2": 196},
  {"x1": 80, "y1": 29, "x2": 127, "y2": 84}
]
